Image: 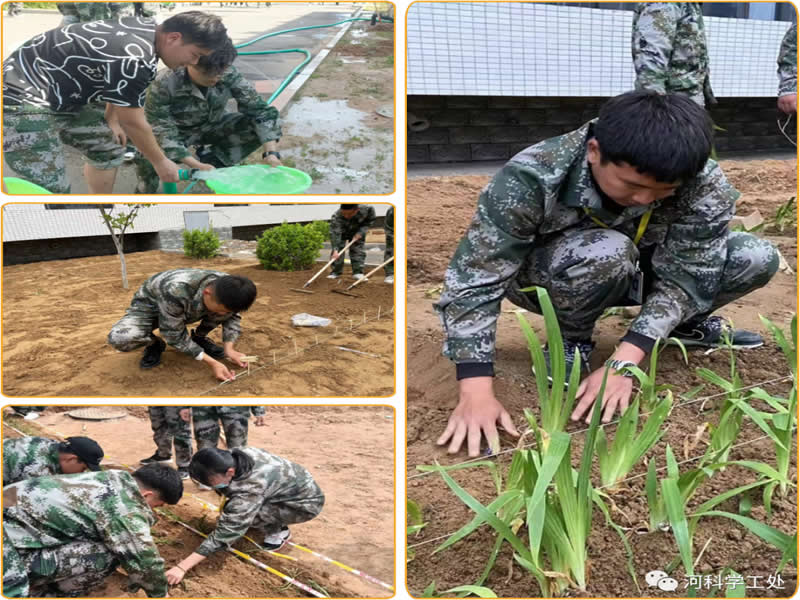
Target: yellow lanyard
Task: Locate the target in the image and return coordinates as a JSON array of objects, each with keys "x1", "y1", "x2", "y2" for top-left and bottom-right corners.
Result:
[{"x1": 583, "y1": 207, "x2": 653, "y2": 246}]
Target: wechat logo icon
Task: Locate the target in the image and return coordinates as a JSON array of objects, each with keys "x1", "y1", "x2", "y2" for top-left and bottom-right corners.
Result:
[{"x1": 646, "y1": 570, "x2": 679, "y2": 592}]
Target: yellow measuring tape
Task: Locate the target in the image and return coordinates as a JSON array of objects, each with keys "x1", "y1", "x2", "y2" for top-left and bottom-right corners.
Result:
[{"x1": 583, "y1": 206, "x2": 653, "y2": 246}]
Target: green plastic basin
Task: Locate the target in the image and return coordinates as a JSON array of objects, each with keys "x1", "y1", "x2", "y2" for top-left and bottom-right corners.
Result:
[
  {"x1": 197, "y1": 165, "x2": 312, "y2": 194},
  {"x1": 3, "y1": 177, "x2": 53, "y2": 194}
]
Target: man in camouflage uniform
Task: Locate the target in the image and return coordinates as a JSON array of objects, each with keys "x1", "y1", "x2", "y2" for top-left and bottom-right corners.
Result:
[
  {"x1": 632, "y1": 3, "x2": 716, "y2": 108},
  {"x1": 328, "y1": 204, "x2": 377, "y2": 280},
  {"x1": 777, "y1": 23, "x2": 797, "y2": 114},
  {"x1": 434, "y1": 91, "x2": 778, "y2": 457},
  {"x1": 192, "y1": 406, "x2": 266, "y2": 450},
  {"x1": 107, "y1": 269, "x2": 257, "y2": 382},
  {"x1": 140, "y1": 407, "x2": 193, "y2": 479},
  {"x1": 136, "y1": 39, "x2": 282, "y2": 193},
  {"x1": 57, "y1": 2, "x2": 135, "y2": 25},
  {"x1": 165, "y1": 446, "x2": 323, "y2": 584},
  {"x1": 2, "y1": 464, "x2": 182, "y2": 597},
  {"x1": 383, "y1": 206, "x2": 394, "y2": 284},
  {"x1": 6, "y1": 2, "x2": 22, "y2": 16},
  {"x1": 3, "y1": 436, "x2": 104, "y2": 486}
]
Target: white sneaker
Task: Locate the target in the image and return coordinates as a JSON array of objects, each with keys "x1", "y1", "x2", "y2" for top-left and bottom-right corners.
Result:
[
  {"x1": 353, "y1": 273, "x2": 365, "y2": 280},
  {"x1": 326, "y1": 273, "x2": 340, "y2": 279},
  {"x1": 383, "y1": 276, "x2": 394, "y2": 284},
  {"x1": 263, "y1": 527, "x2": 291, "y2": 551}
]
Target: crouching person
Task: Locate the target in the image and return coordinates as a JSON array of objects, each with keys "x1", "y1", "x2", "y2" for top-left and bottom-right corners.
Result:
[
  {"x1": 2, "y1": 464, "x2": 183, "y2": 598},
  {"x1": 165, "y1": 447, "x2": 324, "y2": 585}
]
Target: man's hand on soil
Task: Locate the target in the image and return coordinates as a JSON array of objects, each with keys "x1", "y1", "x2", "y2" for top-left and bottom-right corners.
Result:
[
  {"x1": 224, "y1": 349, "x2": 248, "y2": 368},
  {"x1": 438, "y1": 376, "x2": 519, "y2": 457},
  {"x1": 165, "y1": 566, "x2": 185, "y2": 585},
  {"x1": 571, "y1": 368, "x2": 634, "y2": 425},
  {"x1": 209, "y1": 359, "x2": 236, "y2": 382}
]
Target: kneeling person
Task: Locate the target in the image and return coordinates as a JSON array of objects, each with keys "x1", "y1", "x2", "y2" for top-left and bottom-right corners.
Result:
[
  {"x1": 136, "y1": 39, "x2": 282, "y2": 193},
  {"x1": 3, "y1": 435, "x2": 104, "y2": 486},
  {"x1": 108, "y1": 269, "x2": 257, "y2": 381},
  {"x1": 2, "y1": 464, "x2": 182, "y2": 598},
  {"x1": 165, "y1": 447, "x2": 324, "y2": 585}
]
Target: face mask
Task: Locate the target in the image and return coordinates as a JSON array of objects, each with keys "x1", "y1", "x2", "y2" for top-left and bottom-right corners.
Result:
[{"x1": 213, "y1": 482, "x2": 229, "y2": 490}]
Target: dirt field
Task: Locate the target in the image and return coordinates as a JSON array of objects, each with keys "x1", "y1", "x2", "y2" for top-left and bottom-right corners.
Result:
[
  {"x1": 2, "y1": 251, "x2": 395, "y2": 397},
  {"x1": 406, "y1": 159, "x2": 798, "y2": 597},
  {"x1": 2, "y1": 405, "x2": 394, "y2": 598}
]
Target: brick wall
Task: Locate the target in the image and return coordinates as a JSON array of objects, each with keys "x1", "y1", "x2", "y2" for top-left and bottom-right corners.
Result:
[
  {"x1": 407, "y1": 96, "x2": 795, "y2": 163},
  {"x1": 3, "y1": 233, "x2": 160, "y2": 266}
]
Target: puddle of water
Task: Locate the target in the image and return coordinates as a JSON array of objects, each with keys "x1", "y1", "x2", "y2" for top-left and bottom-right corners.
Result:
[
  {"x1": 351, "y1": 29, "x2": 369, "y2": 38},
  {"x1": 284, "y1": 97, "x2": 370, "y2": 138}
]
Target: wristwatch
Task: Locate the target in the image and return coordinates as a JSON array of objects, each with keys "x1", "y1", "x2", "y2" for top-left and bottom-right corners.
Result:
[
  {"x1": 604, "y1": 359, "x2": 637, "y2": 377},
  {"x1": 263, "y1": 150, "x2": 281, "y2": 160}
]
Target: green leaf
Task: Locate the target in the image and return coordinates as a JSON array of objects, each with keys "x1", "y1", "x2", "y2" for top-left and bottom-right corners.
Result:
[
  {"x1": 694, "y1": 511, "x2": 795, "y2": 562},
  {"x1": 422, "y1": 581, "x2": 437, "y2": 597},
  {"x1": 407, "y1": 499, "x2": 424, "y2": 526},
  {"x1": 662, "y1": 477, "x2": 694, "y2": 576},
  {"x1": 442, "y1": 586, "x2": 497, "y2": 598}
]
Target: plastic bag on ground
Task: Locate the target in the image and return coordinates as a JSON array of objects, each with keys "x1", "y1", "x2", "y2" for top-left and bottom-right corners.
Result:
[{"x1": 291, "y1": 313, "x2": 331, "y2": 327}]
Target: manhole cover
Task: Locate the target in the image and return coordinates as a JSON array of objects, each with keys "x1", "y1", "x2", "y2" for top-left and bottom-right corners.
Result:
[
  {"x1": 376, "y1": 104, "x2": 393, "y2": 118},
  {"x1": 66, "y1": 408, "x2": 128, "y2": 421}
]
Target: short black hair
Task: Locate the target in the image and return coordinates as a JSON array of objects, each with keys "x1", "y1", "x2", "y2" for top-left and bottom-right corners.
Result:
[
  {"x1": 161, "y1": 11, "x2": 228, "y2": 51},
  {"x1": 133, "y1": 464, "x2": 183, "y2": 504},
  {"x1": 593, "y1": 90, "x2": 712, "y2": 183},
  {"x1": 340, "y1": 204, "x2": 358, "y2": 210},
  {"x1": 196, "y1": 37, "x2": 238, "y2": 76},
  {"x1": 213, "y1": 275, "x2": 257, "y2": 312},
  {"x1": 189, "y1": 448, "x2": 254, "y2": 485}
]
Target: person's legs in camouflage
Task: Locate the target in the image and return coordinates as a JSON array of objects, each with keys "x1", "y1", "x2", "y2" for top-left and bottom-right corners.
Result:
[
  {"x1": 134, "y1": 155, "x2": 162, "y2": 194},
  {"x1": 192, "y1": 407, "x2": 222, "y2": 450},
  {"x1": 26, "y1": 540, "x2": 118, "y2": 597},
  {"x1": 330, "y1": 240, "x2": 349, "y2": 276},
  {"x1": 166, "y1": 407, "x2": 193, "y2": 468},
  {"x1": 383, "y1": 227, "x2": 394, "y2": 276},
  {"x1": 349, "y1": 236, "x2": 367, "y2": 276},
  {"x1": 3, "y1": 108, "x2": 71, "y2": 193},
  {"x1": 201, "y1": 114, "x2": 265, "y2": 167},
  {"x1": 3, "y1": 530, "x2": 28, "y2": 598},
  {"x1": 507, "y1": 228, "x2": 638, "y2": 340},
  {"x1": 217, "y1": 407, "x2": 250, "y2": 448},
  {"x1": 59, "y1": 103, "x2": 126, "y2": 193},
  {"x1": 147, "y1": 407, "x2": 174, "y2": 460},
  {"x1": 251, "y1": 482, "x2": 325, "y2": 536},
  {"x1": 107, "y1": 299, "x2": 161, "y2": 352}
]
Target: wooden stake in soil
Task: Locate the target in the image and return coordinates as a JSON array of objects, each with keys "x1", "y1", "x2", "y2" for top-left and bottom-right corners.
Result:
[
  {"x1": 294, "y1": 338, "x2": 298, "y2": 355},
  {"x1": 378, "y1": 306, "x2": 381, "y2": 319},
  {"x1": 273, "y1": 351, "x2": 276, "y2": 365}
]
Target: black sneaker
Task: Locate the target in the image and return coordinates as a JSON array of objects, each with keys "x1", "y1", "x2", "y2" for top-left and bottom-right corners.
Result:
[
  {"x1": 191, "y1": 330, "x2": 226, "y2": 360},
  {"x1": 671, "y1": 316, "x2": 763, "y2": 349},
  {"x1": 140, "y1": 452, "x2": 172, "y2": 465},
  {"x1": 263, "y1": 526, "x2": 291, "y2": 551},
  {"x1": 177, "y1": 468, "x2": 190, "y2": 480},
  {"x1": 140, "y1": 338, "x2": 166, "y2": 369},
  {"x1": 534, "y1": 338, "x2": 594, "y2": 388}
]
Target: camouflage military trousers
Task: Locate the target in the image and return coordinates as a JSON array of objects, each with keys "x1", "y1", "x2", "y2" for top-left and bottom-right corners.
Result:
[
  {"x1": 3, "y1": 104, "x2": 126, "y2": 194},
  {"x1": 149, "y1": 407, "x2": 192, "y2": 467},
  {"x1": 108, "y1": 296, "x2": 226, "y2": 353},
  {"x1": 192, "y1": 407, "x2": 250, "y2": 450},
  {"x1": 384, "y1": 228, "x2": 394, "y2": 276},
  {"x1": 134, "y1": 113, "x2": 265, "y2": 193},
  {"x1": 506, "y1": 229, "x2": 778, "y2": 340},
  {"x1": 251, "y1": 484, "x2": 325, "y2": 535},
  {"x1": 3, "y1": 535, "x2": 117, "y2": 598},
  {"x1": 332, "y1": 237, "x2": 367, "y2": 276}
]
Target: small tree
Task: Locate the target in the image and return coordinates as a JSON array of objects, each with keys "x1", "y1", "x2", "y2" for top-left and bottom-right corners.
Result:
[{"x1": 99, "y1": 204, "x2": 151, "y2": 289}]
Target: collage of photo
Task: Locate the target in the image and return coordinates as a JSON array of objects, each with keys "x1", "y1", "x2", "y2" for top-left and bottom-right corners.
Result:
[{"x1": 1, "y1": 1, "x2": 798, "y2": 599}]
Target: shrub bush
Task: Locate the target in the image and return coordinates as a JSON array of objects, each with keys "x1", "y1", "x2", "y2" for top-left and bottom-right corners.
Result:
[
  {"x1": 183, "y1": 228, "x2": 221, "y2": 259},
  {"x1": 256, "y1": 222, "x2": 324, "y2": 271},
  {"x1": 310, "y1": 220, "x2": 330, "y2": 241}
]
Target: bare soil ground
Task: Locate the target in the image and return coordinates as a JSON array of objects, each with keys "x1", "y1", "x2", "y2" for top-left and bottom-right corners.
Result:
[
  {"x1": 2, "y1": 405, "x2": 394, "y2": 598},
  {"x1": 2, "y1": 251, "x2": 395, "y2": 397},
  {"x1": 406, "y1": 159, "x2": 798, "y2": 597}
]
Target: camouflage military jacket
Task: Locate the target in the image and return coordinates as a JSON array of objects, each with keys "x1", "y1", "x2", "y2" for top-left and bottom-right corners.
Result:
[
  {"x1": 3, "y1": 437, "x2": 61, "y2": 486},
  {"x1": 3, "y1": 470, "x2": 168, "y2": 597},
  {"x1": 196, "y1": 447, "x2": 322, "y2": 556},
  {"x1": 57, "y1": 2, "x2": 133, "y2": 22},
  {"x1": 144, "y1": 66, "x2": 282, "y2": 161},
  {"x1": 778, "y1": 24, "x2": 797, "y2": 96},
  {"x1": 131, "y1": 269, "x2": 243, "y2": 358},
  {"x1": 632, "y1": 3, "x2": 715, "y2": 107},
  {"x1": 330, "y1": 206, "x2": 376, "y2": 247},
  {"x1": 435, "y1": 121, "x2": 738, "y2": 364}
]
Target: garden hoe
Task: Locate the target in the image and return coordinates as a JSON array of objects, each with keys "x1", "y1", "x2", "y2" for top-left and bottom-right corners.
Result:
[{"x1": 291, "y1": 238, "x2": 357, "y2": 294}]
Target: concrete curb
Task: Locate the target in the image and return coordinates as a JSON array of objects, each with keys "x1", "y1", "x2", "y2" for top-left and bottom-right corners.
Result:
[{"x1": 271, "y1": 6, "x2": 363, "y2": 112}]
